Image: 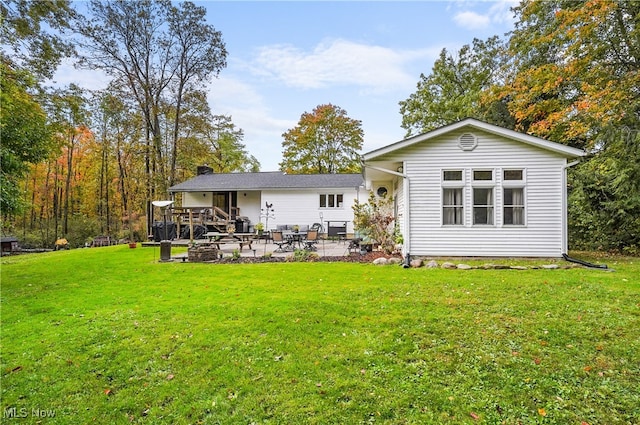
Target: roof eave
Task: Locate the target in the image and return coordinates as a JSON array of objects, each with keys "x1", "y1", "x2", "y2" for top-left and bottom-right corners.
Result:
[{"x1": 363, "y1": 118, "x2": 586, "y2": 160}]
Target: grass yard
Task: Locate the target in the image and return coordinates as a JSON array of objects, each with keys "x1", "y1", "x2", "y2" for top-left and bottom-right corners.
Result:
[{"x1": 1, "y1": 246, "x2": 638, "y2": 424}]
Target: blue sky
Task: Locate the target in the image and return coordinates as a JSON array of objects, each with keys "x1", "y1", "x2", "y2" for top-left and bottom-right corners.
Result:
[{"x1": 57, "y1": 1, "x2": 518, "y2": 171}]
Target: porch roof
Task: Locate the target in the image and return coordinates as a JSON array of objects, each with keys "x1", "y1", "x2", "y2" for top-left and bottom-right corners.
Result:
[{"x1": 169, "y1": 172, "x2": 364, "y2": 193}]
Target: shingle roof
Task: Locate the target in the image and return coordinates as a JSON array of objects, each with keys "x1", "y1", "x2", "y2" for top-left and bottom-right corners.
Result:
[{"x1": 169, "y1": 171, "x2": 364, "y2": 192}]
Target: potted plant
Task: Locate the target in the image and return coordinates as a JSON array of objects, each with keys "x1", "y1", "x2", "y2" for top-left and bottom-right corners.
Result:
[
  {"x1": 255, "y1": 222, "x2": 265, "y2": 236},
  {"x1": 292, "y1": 224, "x2": 300, "y2": 233}
]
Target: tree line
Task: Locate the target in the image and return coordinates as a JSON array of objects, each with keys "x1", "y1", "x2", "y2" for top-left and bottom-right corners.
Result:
[{"x1": 2, "y1": 0, "x2": 638, "y2": 253}]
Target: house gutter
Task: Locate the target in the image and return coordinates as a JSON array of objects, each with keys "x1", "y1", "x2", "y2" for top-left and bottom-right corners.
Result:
[{"x1": 364, "y1": 164, "x2": 411, "y2": 263}]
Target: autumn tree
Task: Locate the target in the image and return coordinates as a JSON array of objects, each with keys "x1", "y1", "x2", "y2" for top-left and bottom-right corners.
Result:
[
  {"x1": 280, "y1": 104, "x2": 363, "y2": 174},
  {"x1": 501, "y1": 0, "x2": 640, "y2": 252},
  {"x1": 399, "y1": 36, "x2": 511, "y2": 137}
]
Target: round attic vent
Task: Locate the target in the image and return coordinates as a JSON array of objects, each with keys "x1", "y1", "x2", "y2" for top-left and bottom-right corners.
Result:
[{"x1": 458, "y1": 132, "x2": 478, "y2": 151}]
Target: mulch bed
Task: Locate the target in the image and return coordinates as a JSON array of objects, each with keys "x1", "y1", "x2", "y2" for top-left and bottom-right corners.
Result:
[{"x1": 214, "y1": 251, "x2": 401, "y2": 264}]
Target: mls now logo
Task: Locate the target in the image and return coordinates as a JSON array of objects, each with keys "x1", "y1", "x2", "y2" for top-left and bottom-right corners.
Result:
[
  {"x1": 3, "y1": 407, "x2": 28, "y2": 418},
  {"x1": 3, "y1": 407, "x2": 56, "y2": 419}
]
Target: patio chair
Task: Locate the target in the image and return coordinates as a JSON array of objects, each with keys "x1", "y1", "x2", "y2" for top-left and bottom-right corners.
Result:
[
  {"x1": 310, "y1": 222, "x2": 324, "y2": 235},
  {"x1": 272, "y1": 231, "x2": 293, "y2": 252},
  {"x1": 348, "y1": 238, "x2": 362, "y2": 255},
  {"x1": 303, "y1": 230, "x2": 319, "y2": 250}
]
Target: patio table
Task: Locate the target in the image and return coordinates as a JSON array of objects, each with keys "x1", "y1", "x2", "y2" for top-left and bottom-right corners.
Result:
[{"x1": 204, "y1": 232, "x2": 256, "y2": 250}]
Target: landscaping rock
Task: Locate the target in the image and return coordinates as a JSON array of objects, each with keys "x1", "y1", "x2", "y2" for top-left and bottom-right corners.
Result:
[
  {"x1": 388, "y1": 257, "x2": 402, "y2": 265},
  {"x1": 457, "y1": 264, "x2": 473, "y2": 270},
  {"x1": 425, "y1": 260, "x2": 439, "y2": 268},
  {"x1": 542, "y1": 264, "x2": 559, "y2": 269},
  {"x1": 372, "y1": 257, "x2": 389, "y2": 265},
  {"x1": 441, "y1": 262, "x2": 457, "y2": 269},
  {"x1": 481, "y1": 264, "x2": 497, "y2": 269},
  {"x1": 188, "y1": 245, "x2": 219, "y2": 262},
  {"x1": 410, "y1": 259, "x2": 423, "y2": 268},
  {"x1": 510, "y1": 266, "x2": 528, "y2": 270}
]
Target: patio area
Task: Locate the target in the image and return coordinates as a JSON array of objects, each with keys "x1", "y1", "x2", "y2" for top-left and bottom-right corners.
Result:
[{"x1": 143, "y1": 237, "x2": 360, "y2": 260}]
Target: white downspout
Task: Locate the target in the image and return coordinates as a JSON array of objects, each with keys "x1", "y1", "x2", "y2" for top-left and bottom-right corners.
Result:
[{"x1": 364, "y1": 165, "x2": 410, "y2": 259}]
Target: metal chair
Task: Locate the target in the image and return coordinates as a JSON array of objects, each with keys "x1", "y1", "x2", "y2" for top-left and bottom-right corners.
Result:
[
  {"x1": 303, "y1": 230, "x2": 319, "y2": 250},
  {"x1": 272, "y1": 231, "x2": 293, "y2": 252}
]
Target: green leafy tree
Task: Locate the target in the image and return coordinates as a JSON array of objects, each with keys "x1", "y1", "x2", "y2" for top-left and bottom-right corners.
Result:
[
  {"x1": 1, "y1": 0, "x2": 76, "y2": 79},
  {"x1": 0, "y1": 62, "x2": 52, "y2": 215},
  {"x1": 1, "y1": 0, "x2": 75, "y2": 217},
  {"x1": 399, "y1": 36, "x2": 511, "y2": 137},
  {"x1": 176, "y1": 90, "x2": 259, "y2": 174},
  {"x1": 280, "y1": 104, "x2": 363, "y2": 174}
]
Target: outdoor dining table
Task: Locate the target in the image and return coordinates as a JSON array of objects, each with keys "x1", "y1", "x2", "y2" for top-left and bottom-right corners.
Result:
[{"x1": 283, "y1": 231, "x2": 306, "y2": 249}]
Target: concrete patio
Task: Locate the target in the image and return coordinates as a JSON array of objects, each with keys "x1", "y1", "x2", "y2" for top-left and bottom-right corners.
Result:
[{"x1": 143, "y1": 237, "x2": 358, "y2": 260}]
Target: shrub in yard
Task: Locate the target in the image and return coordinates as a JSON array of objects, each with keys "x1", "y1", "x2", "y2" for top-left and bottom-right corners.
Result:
[{"x1": 352, "y1": 192, "x2": 396, "y2": 253}]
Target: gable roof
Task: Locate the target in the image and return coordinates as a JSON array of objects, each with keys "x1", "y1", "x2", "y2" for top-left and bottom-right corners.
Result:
[
  {"x1": 169, "y1": 171, "x2": 364, "y2": 193},
  {"x1": 363, "y1": 118, "x2": 586, "y2": 160}
]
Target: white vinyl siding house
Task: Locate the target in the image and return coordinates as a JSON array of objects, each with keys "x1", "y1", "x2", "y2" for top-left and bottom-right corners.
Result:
[
  {"x1": 363, "y1": 119, "x2": 585, "y2": 258},
  {"x1": 169, "y1": 172, "x2": 363, "y2": 234}
]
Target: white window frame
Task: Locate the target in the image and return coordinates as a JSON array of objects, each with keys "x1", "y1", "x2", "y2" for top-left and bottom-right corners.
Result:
[
  {"x1": 319, "y1": 193, "x2": 344, "y2": 209},
  {"x1": 502, "y1": 169, "x2": 527, "y2": 226},
  {"x1": 472, "y1": 169, "x2": 495, "y2": 226},
  {"x1": 441, "y1": 169, "x2": 465, "y2": 226}
]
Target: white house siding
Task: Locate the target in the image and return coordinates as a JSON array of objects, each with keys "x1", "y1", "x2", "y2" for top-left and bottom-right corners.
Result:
[
  {"x1": 236, "y1": 190, "x2": 261, "y2": 222},
  {"x1": 372, "y1": 129, "x2": 569, "y2": 257},
  {"x1": 182, "y1": 192, "x2": 213, "y2": 207},
  {"x1": 260, "y1": 188, "x2": 361, "y2": 233}
]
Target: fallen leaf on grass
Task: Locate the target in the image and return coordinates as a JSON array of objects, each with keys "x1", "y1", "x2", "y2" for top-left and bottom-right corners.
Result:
[
  {"x1": 538, "y1": 408, "x2": 547, "y2": 416},
  {"x1": 167, "y1": 374, "x2": 174, "y2": 380},
  {"x1": 534, "y1": 358, "x2": 541, "y2": 365},
  {"x1": 104, "y1": 389, "x2": 112, "y2": 396},
  {"x1": 470, "y1": 412, "x2": 479, "y2": 420}
]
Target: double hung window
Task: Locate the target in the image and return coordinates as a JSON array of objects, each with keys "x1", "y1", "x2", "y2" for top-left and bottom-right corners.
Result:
[
  {"x1": 472, "y1": 170, "x2": 494, "y2": 225},
  {"x1": 503, "y1": 169, "x2": 525, "y2": 225},
  {"x1": 442, "y1": 170, "x2": 464, "y2": 225}
]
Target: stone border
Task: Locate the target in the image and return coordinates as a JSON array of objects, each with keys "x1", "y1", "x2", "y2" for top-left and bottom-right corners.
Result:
[{"x1": 372, "y1": 258, "x2": 582, "y2": 269}]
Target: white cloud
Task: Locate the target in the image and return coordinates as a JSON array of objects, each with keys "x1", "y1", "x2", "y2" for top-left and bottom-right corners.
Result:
[
  {"x1": 453, "y1": 11, "x2": 491, "y2": 30},
  {"x1": 488, "y1": 0, "x2": 518, "y2": 25},
  {"x1": 207, "y1": 76, "x2": 294, "y2": 170},
  {"x1": 452, "y1": 1, "x2": 518, "y2": 31},
  {"x1": 48, "y1": 59, "x2": 110, "y2": 90},
  {"x1": 248, "y1": 39, "x2": 435, "y2": 94}
]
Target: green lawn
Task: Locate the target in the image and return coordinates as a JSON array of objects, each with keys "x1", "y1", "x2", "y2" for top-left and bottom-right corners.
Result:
[{"x1": 1, "y1": 246, "x2": 638, "y2": 424}]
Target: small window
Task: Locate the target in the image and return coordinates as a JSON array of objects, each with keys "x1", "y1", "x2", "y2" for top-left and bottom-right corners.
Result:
[
  {"x1": 443, "y1": 170, "x2": 463, "y2": 181},
  {"x1": 473, "y1": 170, "x2": 493, "y2": 181},
  {"x1": 320, "y1": 193, "x2": 343, "y2": 209},
  {"x1": 504, "y1": 169, "x2": 523, "y2": 181}
]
